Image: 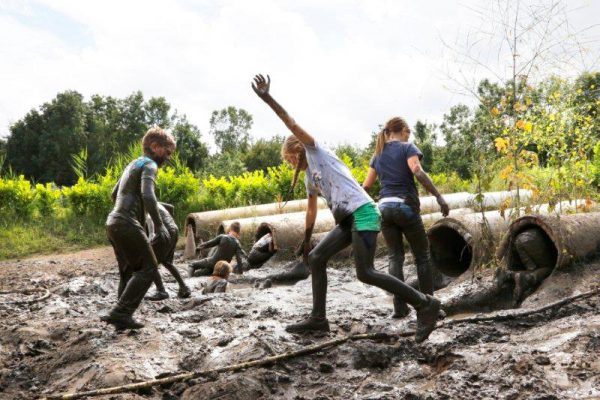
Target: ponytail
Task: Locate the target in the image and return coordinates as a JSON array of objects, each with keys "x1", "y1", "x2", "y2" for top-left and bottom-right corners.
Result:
[{"x1": 373, "y1": 117, "x2": 409, "y2": 157}]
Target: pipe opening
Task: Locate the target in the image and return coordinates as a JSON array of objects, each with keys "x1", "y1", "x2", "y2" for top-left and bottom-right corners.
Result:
[
  {"x1": 507, "y1": 224, "x2": 558, "y2": 271},
  {"x1": 429, "y1": 226, "x2": 472, "y2": 277}
]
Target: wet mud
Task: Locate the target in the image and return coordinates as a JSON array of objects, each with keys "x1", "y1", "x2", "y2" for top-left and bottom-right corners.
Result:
[{"x1": 0, "y1": 248, "x2": 598, "y2": 399}]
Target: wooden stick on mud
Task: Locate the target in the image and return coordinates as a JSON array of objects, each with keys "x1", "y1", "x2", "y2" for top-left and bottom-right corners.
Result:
[
  {"x1": 44, "y1": 288, "x2": 598, "y2": 400},
  {"x1": 0, "y1": 288, "x2": 51, "y2": 305}
]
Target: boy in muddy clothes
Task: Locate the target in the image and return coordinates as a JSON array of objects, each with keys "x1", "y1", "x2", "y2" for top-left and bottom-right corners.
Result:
[
  {"x1": 102, "y1": 127, "x2": 176, "y2": 330},
  {"x1": 144, "y1": 202, "x2": 192, "y2": 301},
  {"x1": 510, "y1": 227, "x2": 555, "y2": 302},
  {"x1": 187, "y1": 222, "x2": 247, "y2": 277},
  {"x1": 245, "y1": 232, "x2": 277, "y2": 270}
]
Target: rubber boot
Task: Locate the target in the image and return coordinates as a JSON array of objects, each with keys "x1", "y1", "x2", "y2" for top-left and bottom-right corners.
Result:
[{"x1": 100, "y1": 312, "x2": 145, "y2": 330}]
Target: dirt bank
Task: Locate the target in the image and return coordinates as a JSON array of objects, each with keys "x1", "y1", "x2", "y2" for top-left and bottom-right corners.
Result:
[{"x1": 0, "y1": 247, "x2": 598, "y2": 399}]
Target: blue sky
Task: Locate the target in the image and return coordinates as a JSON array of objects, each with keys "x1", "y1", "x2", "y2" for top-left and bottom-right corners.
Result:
[{"x1": 1, "y1": 0, "x2": 599, "y2": 149}]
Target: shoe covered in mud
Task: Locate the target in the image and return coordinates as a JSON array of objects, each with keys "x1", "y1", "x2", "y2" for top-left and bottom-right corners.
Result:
[
  {"x1": 187, "y1": 265, "x2": 196, "y2": 278},
  {"x1": 178, "y1": 286, "x2": 192, "y2": 299},
  {"x1": 415, "y1": 295, "x2": 441, "y2": 343},
  {"x1": 391, "y1": 299, "x2": 410, "y2": 319},
  {"x1": 100, "y1": 313, "x2": 145, "y2": 330},
  {"x1": 233, "y1": 263, "x2": 244, "y2": 275},
  {"x1": 285, "y1": 316, "x2": 330, "y2": 333},
  {"x1": 145, "y1": 291, "x2": 169, "y2": 301}
]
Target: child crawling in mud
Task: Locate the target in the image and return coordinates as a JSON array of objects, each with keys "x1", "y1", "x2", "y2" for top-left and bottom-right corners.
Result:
[
  {"x1": 201, "y1": 261, "x2": 232, "y2": 294},
  {"x1": 102, "y1": 126, "x2": 176, "y2": 330},
  {"x1": 188, "y1": 222, "x2": 247, "y2": 277},
  {"x1": 252, "y1": 74, "x2": 440, "y2": 342},
  {"x1": 144, "y1": 202, "x2": 192, "y2": 301}
]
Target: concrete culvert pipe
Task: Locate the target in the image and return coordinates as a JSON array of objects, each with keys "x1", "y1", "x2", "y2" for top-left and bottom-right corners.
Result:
[
  {"x1": 218, "y1": 210, "x2": 337, "y2": 255},
  {"x1": 428, "y1": 200, "x2": 591, "y2": 288},
  {"x1": 496, "y1": 211, "x2": 600, "y2": 272},
  {"x1": 185, "y1": 198, "x2": 328, "y2": 242}
]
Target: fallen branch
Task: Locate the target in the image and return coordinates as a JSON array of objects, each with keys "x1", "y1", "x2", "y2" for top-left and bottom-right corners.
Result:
[
  {"x1": 44, "y1": 288, "x2": 598, "y2": 399},
  {"x1": 0, "y1": 288, "x2": 51, "y2": 305}
]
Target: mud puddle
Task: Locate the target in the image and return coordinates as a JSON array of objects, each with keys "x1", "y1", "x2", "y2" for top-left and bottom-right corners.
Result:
[{"x1": 0, "y1": 248, "x2": 598, "y2": 399}]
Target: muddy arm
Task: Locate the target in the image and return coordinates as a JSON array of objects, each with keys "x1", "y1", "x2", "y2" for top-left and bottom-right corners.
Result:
[
  {"x1": 408, "y1": 155, "x2": 449, "y2": 216},
  {"x1": 252, "y1": 74, "x2": 315, "y2": 146},
  {"x1": 111, "y1": 178, "x2": 120, "y2": 203}
]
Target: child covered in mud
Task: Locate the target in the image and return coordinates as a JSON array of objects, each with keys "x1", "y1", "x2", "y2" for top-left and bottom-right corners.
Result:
[
  {"x1": 102, "y1": 126, "x2": 176, "y2": 330},
  {"x1": 144, "y1": 202, "x2": 192, "y2": 301},
  {"x1": 245, "y1": 231, "x2": 277, "y2": 270},
  {"x1": 362, "y1": 117, "x2": 449, "y2": 318},
  {"x1": 252, "y1": 74, "x2": 440, "y2": 342},
  {"x1": 188, "y1": 222, "x2": 247, "y2": 277},
  {"x1": 201, "y1": 260, "x2": 232, "y2": 294}
]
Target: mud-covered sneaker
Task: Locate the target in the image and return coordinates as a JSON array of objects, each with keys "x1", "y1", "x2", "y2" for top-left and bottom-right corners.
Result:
[
  {"x1": 100, "y1": 314, "x2": 145, "y2": 330},
  {"x1": 145, "y1": 291, "x2": 169, "y2": 301},
  {"x1": 415, "y1": 295, "x2": 441, "y2": 343},
  {"x1": 285, "y1": 316, "x2": 330, "y2": 333},
  {"x1": 178, "y1": 286, "x2": 192, "y2": 299},
  {"x1": 391, "y1": 299, "x2": 410, "y2": 319},
  {"x1": 187, "y1": 265, "x2": 196, "y2": 278}
]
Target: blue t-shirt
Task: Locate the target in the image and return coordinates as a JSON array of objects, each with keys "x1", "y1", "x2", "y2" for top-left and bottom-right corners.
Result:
[{"x1": 370, "y1": 141, "x2": 423, "y2": 209}]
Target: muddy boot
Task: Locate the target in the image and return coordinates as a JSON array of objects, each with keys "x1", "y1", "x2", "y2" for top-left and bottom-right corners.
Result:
[
  {"x1": 187, "y1": 265, "x2": 196, "y2": 278},
  {"x1": 391, "y1": 298, "x2": 410, "y2": 319},
  {"x1": 233, "y1": 263, "x2": 244, "y2": 275},
  {"x1": 285, "y1": 316, "x2": 330, "y2": 333},
  {"x1": 415, "y1": 295, "x2": 441, "y2": 343},
  {"x1": 177, "y1": 285, "x2": 192, "y2": 299},
  {"x1": 145, "y1": 290, "x2": 169, "y2": 301},
  {"x1": 100, "y1": 313, "x2": 145, "y2": 330}
]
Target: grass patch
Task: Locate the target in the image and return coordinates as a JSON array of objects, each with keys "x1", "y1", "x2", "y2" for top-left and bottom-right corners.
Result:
[{"x1": 0, "y1": 217, "x2": 108, "y2": 261}]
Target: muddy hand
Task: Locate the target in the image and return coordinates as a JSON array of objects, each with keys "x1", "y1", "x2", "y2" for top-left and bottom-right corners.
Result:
[
  {"x1": 251, "y1": 74, "x2": 271, "y2": 98},
  {"x1": 438, "y1": 197, "x2": 449, "y2": 217}
]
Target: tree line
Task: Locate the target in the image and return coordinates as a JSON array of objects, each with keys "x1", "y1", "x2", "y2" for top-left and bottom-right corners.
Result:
[{"x1": 1, "y1": 71, "x2": 599, "y2": 188}]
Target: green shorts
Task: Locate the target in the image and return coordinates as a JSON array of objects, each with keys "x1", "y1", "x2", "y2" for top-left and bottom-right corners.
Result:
[{"x1": 352, "y1": 202, "x2": 381, "y2": 232}]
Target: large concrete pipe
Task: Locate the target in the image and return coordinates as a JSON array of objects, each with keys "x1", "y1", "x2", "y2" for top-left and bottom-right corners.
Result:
[
  {"x1": 419, "y1": 189, "x2": 531, "y2": 213},
  {"x1": 427, "y1": 200, "x2": 586, "y2": 280},
  {"x1": 185, "y1": 198, "x2": 329, "y2": 242},
  {"x1": 496, "y1": 211, "x2": 600, "y2": 272}
]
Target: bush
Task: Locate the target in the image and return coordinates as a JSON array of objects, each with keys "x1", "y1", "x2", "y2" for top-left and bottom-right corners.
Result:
[
  {"x1": 34, "y1": 183, "x2": 60, "y2": 216},
  {"x1": 61, "y1": 176, "x2": 115, "y2": 224},
  {"x1": 0, "y1": 175, "x2": 35, "y2": 218}
]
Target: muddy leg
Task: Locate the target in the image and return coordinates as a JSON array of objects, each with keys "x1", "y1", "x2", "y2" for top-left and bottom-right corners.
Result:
[
  {"x1": 380, "y1": 219, "x2": 409, "y2": 318},
  {"x1": 285, "y1": 225, "x2": 351, "y2": 333},
  {"x1": 163, "y1": 262, "x2": 191, "y2": 298}
]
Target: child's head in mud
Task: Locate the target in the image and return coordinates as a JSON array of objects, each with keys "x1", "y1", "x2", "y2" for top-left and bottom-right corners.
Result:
[
  {"x1": 373, "y1": 117, "x2": 410, "y2": 156},
  {"x1": 281, "y1": 135, "x2": 308, "y2": 193},
  {"x1": 212, "y1": 260, "x2": 232, "y2": 281},
  {"x1": 142, "y1": 126, "x2": 176, "y2": 167}
]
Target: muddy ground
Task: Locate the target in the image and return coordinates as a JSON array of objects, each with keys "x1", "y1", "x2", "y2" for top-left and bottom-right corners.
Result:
[{"x1": 0, "y1": 247, "x2": 598, "y2": 400}]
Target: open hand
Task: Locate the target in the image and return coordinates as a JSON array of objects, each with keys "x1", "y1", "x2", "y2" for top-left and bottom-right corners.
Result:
[{"x1": 251, "y1": 74, "x2": 271, "y2": 98}]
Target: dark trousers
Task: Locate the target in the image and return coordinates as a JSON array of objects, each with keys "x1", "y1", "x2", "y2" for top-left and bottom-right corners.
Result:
[
  {"x1": 108, "y1": 223, "x2": 158, "y2": 317},
  {"x1": 379, "y1": 202, "x2": 434, "y2": 313},
  {"x1": 308, "y1": 215, "x2": 428, "y2": 318},
  {"x1": 151, "y1": 229, "x2": 187, "y2": 292},
  {"x1": 189, "y1": 257, "x2": 218, "y2": 276}
]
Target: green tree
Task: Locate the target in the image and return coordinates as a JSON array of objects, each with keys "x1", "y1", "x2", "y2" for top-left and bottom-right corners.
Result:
[
  {"x1": 413, "y1": 120, "x2": 436, "y2": 172},
  {"x1": 172, "y1": 114, "x2": 208, "y2": 171},
  {"x1": 433, "y1": 104, "x2": 475, "y2": 179},
  {"x1": 242, "y1": 136, "x2": 284, "y2": 172},
  {"x1": 209, "y1": 106, "x2": 253, "y2": 154}
]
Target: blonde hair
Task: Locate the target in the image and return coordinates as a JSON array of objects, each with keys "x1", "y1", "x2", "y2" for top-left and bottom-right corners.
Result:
[
  {"x1": 142, "y1": 126, "x2": 176, "y2": 154},
  {"x1": 374, "y1": 117, "x2": 409, "y2": 156},
  {"x1": 281, "y1": 135, "x2": 306, "y2": 193},
  {"x1": 213, "y1": 260, "x2": 232, "y2": 278}
]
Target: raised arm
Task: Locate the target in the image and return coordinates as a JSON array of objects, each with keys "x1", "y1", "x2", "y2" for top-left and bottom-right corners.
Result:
[
  {"x1": 407, "y1": 156, "x2": 449, "y2": 216},
  {"x1": 199, "y1": 235, "x2": 222, "y2": 250},
  {"x1": 252, "y1": 74, "x2": 315, "y2": 146}
]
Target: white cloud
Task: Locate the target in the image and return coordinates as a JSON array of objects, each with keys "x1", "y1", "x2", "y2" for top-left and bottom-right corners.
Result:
[{"x1": 1, "y1": 0, "x2": 599, "y2": 150}]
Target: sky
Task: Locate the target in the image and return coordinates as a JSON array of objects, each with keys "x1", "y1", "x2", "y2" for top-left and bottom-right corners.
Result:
[{"x1": 1, "y1": 0, "x2": 599, "y2": 149}]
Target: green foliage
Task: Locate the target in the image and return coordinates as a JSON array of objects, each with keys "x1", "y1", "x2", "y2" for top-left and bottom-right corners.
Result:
[
  {"x1": 209, "y1": 106, "x2": 253, "y2": 154},
  {"x1": 0, "y1": 175, "x2": 35, "y2": 218},
  {"x1": 34, "y1": 183, "x2": 60, "y2": 216},
  {"x1": 429, "y1": 172, "x2": 471, "y2": 194},
  {"x1": 61, "y1": 172, "x2": 117, "y2": 224},
  {"x1": 242, "y1": 136, "x2": 285, "y2": 172}
]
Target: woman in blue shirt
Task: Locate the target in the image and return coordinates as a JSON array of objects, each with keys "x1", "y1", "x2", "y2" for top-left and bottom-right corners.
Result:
[{"x1": 363, "y1": 117, "x2": 449, "y2": 318}]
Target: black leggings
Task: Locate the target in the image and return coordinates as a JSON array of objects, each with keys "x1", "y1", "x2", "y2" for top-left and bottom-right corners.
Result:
[{"x1": 308, "y1": 216, "x2": 428, "y2": 318}]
